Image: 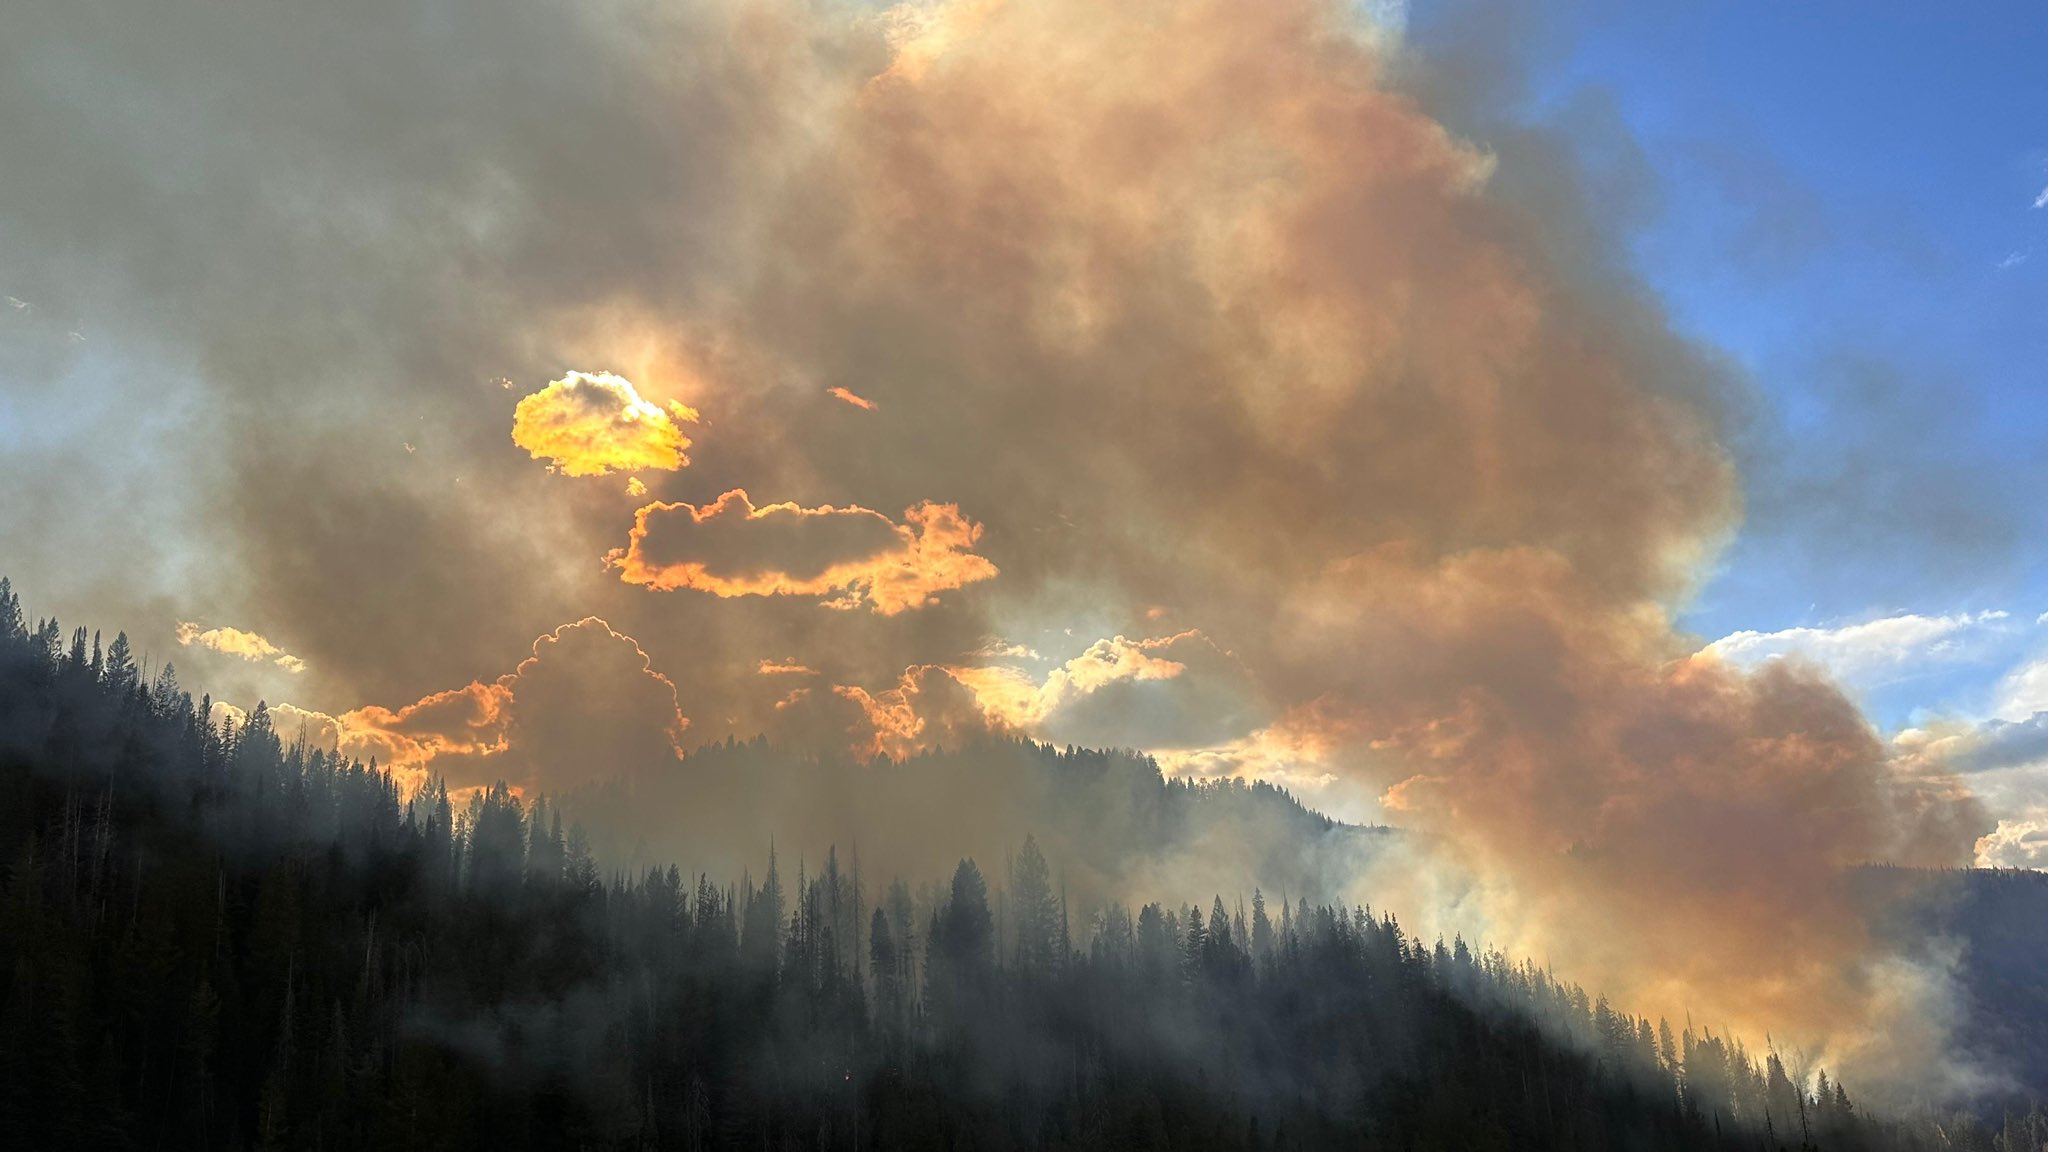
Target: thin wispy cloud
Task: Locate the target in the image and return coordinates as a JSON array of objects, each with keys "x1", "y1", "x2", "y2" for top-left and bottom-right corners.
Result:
[
  {"x1": 1703, "y1": 609, "x2": 2014, "y2": 688},
  {"x1": 827, "y1": 386, "x2": 878, "y2": 411}
]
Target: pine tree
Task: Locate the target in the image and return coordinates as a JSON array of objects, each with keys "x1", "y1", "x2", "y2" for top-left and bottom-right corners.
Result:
[
  {"x1": 102, "y1": 631, "x2": 135, "y2": 692},
  {"x1": 0, "y1": 577, "x2": 24, "y2": 642},
  {"x1": 1250, "y1": 888, "x2": 1273, "y2": 966},
  {"x1": 1011, "y1": 834, "x2": 1057, "y2": 974},
  {"x1": 743, "y1": 842, "x2": 784, "y2": 971},
  {"x1": 928, "y1": 859, "x2": 992, "y2": 1020},
  {"x1": 870, "y1": 908, "x2": 901, "y2": 1032}
]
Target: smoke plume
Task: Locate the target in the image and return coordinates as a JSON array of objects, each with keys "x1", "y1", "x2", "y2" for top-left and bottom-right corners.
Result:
[{"x1": 0, "y1": 0, "x2": 1990, "y2": 1096}]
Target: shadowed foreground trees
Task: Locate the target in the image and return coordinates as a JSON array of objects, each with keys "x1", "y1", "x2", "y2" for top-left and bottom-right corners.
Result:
[{"x1": 0, "y1": 581, "x2": 2041, "y2": 1151}]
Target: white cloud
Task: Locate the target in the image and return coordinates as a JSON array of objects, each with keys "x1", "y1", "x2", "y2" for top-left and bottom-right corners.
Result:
[
  {"x1": 2034, "y1": 182, "x2": 2048, "y2": 210},
  {"x1": 1994, "y1": 657, "x2": 2048, "y2": 723},
  {"x1": 1892, "y1": 689, "x2": 2048, "y2": 872},
  {"x1": 1702, "y1": 610, "x2": 2010, "y2": 687},
  {"x1": 1977, "y1": 813, "x2": 2048, "y2": 869}
]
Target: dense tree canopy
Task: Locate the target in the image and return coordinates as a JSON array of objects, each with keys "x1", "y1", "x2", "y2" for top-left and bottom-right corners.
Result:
[{"x1": 0, "y1": 579, "x2": 2041, "y2": 1150}]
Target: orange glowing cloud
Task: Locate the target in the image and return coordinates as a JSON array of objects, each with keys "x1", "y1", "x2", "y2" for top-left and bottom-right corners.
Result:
[
  {"x1": 176, "y1": 621, "x2": 307, "y2": 673},
  {"x1": 259, "y1": 618, "x2": 687, "y2": 794},
  {"x1": 757, "y1": 658, "x2": 819, "y2": 676},
  {"x1": 1045, "y1": 632, "x2": 1193, "y2": 695},
  {"x1": 608, "y1": 488, "x2": 996, "y2": 614},
  {"x1": 796, "y1": 632, "x2": 1246, "y2": 765},
  {"x1": 1151, "y1": 699, "x2": 1351, "y2": 793},
  {"x1": 835, "y1": 664, "x2": 1003, "y2": 760},
  {"x1": 228, "y1": 688, "x2": 511, "y2": 797},
  {"x1": 946, "y1": 630, "x2": 1262, "y2": 753},
  {"x1": 827, "y1": 386, "x2": 878, "y2": 410},
  {"x1": 949, "y1": 633, "x2": 1192, "y2": 730},
  {"x1": 511, "y1": 370, "x2": 698, "y2": 477},
  {"x1": 344, "y1": 681, "x2": 514, "y2": 766}
]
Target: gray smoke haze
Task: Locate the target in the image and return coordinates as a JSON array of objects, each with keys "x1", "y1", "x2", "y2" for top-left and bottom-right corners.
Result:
[{"x1": 0, "y1": 0, "x2": 1993, "y2": 1099}]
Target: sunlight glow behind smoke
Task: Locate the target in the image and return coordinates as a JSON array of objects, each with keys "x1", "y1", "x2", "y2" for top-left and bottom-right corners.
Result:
[{"x1": 512, "y1": 370, "x2": 699, "y2": 477}]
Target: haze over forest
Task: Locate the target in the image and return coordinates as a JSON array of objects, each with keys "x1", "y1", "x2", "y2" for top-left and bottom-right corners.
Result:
[{"x1": 4, "y1": 0, "x2": 2047, "y2": 1148}]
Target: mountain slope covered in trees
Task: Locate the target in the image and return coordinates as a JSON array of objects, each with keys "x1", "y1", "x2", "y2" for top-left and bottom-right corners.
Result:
[
  {"x1": 552, "y1": 730, "x2": 1387, "y2": 928},
  {"x1": 1854, "y1": 865, "x2": 2048, "y2": 1108},
  {"x1": 1, "y1": 582, "x2": 2040, "y2": 1151}
]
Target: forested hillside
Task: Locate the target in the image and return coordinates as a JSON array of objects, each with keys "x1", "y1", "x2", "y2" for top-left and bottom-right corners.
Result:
[
  {"x1": 1855, "y1": 865, "x2": 2048, "y2": 1108},
  {"x1": 550, "y1": 730, "x2": 1387, "y2": 925},
  {"x1": 1, "y1": 581, "x2": 2040, "y2": 1150}
]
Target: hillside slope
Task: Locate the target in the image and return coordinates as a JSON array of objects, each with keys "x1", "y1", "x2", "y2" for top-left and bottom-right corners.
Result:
[{"x1": 0, "y1": 595, "x2": 2033, "y2": 1149}]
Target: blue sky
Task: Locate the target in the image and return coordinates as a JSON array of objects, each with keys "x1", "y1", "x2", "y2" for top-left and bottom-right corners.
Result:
[{"x1": 1416, "y1": 1, "x2": 2048, "y2": 731}]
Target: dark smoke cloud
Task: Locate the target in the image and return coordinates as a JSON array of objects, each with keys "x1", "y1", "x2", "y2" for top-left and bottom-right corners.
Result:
[{"x1": 276, "y1": 617, "x2": 685, "y2": 796}]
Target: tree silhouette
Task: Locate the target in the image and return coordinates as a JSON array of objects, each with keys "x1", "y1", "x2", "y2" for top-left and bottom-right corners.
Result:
[{"x1": 1011, "y1": 833, "x2": 1057, "y2": 974}]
